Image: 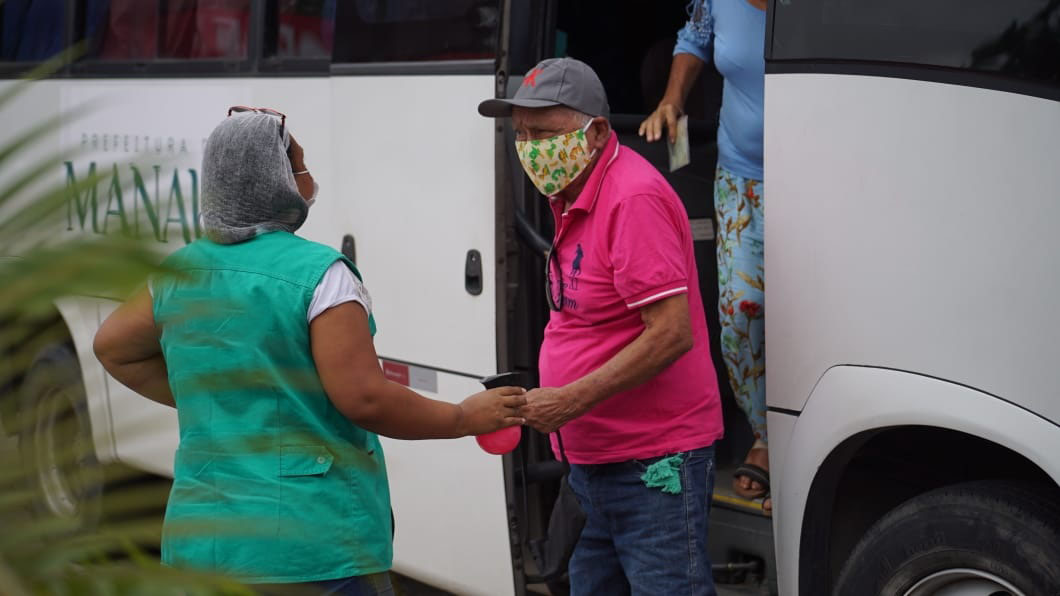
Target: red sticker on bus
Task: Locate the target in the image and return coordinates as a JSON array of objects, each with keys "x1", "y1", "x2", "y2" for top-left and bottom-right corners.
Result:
[{"x1": 382, "y1": 360, "x2": 410, "y2": 386}]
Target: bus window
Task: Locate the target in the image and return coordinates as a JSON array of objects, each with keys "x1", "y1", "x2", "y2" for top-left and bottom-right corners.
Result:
[
  {"x1": 82, "y1": 0, "x2": 251, "y2": 61},
  {"x1": 274, "y1": 0, "x2": 336, "y2": 59},
  {"x1": 332, "y1": 0, "x2": 500, "y2": 63},
  {"x1": 1, "y1": 0, "x2": 65, "y2": 61},
  {"x1": 769, "y1": 0, "x2": 1060, "y2": 86}
]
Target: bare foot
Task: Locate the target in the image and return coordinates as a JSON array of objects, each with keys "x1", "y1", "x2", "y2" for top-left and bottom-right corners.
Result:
[{"x1": 733, "y1": 446, "x2": 770, "y2": 499}]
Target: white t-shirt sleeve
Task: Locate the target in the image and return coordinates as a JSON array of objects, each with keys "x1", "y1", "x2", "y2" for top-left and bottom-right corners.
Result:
[{"x1": 308, "y1": 260, "x2": 372, "y2": 323}]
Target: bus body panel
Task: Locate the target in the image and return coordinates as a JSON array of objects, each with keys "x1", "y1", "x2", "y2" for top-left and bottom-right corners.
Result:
[
  {"x1": 769, "y1": 366, "x2": 1060, "y2": 592},
  {"x1": 381, "y1": 373, "x2": 515, "y2": 596},
  {"x1": 56, "y1": 77, "x2": 341, "y2": 256},
  {"x1": 765, "y1": 74, "x2": 1060, "y2": 421},
  {"x1": 54, "y1": 297, "x2": 119, "y2": 464},
  {"x1": 330, "y1": 75, "x2": 499, "y2": 378},
  {"x1": 327, "y1": 75, "x2": 509, "y2": 594}
]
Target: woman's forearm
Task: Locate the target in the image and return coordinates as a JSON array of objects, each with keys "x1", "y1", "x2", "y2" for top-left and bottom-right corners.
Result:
[
  {"x1": 94, "y1": 289, "x2": 175, "y2": 407},
  {"x1": 334, "y1": 377, "x2": 464, "y2": 440},
  {"x1": 661, "y1": 53, "x2": 706, "y2": 110},
  {"x1": 102, "y1": 354, "x2": 176, "y2": 407}
]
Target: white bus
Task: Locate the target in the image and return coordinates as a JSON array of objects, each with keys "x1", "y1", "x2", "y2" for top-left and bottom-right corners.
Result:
[
  {"x1": 4, "y1": 1, "x2": 1056, "y2": 595},
  {"x1": 1, "y1": 2, "x2": 773, "y2": 594},
  {"x1": 766, "y1": 0, "x2": 1060, "y2": 594}
]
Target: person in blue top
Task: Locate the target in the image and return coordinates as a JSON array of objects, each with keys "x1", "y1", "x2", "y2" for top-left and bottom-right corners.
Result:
[{"x1": 639, "y1": 0, "x2": 770, "y2": 513}]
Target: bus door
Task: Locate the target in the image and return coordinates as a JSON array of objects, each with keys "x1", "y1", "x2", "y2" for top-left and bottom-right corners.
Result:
[{"x1": 328, "y1": 4, "x2": 515, "y2": 595}]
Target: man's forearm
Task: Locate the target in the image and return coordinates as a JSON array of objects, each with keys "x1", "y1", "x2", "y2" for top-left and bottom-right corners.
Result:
[{"x1": 564, "y1": 323, "x2": 692, "y2": 414}]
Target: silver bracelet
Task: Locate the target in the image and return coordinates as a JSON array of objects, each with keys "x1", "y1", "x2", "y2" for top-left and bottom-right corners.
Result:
[{"x1": 293, "y1": 169, "x2": 310, "y2": 175}]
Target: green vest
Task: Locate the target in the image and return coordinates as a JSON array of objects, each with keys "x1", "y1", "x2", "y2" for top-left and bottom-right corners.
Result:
[{"x1": 152, "y1": 231, "x2": 392, "y2": 583}]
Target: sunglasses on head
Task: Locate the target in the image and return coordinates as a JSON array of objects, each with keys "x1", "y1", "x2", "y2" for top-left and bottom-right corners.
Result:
[{"x1": 228, "y1": 105, "x2": 287, "y2": 138}]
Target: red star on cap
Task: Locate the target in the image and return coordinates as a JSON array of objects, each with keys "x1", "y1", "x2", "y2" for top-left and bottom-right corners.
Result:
[{"x1": 523, "y1": 67, "x2": 543, "y2": 87}]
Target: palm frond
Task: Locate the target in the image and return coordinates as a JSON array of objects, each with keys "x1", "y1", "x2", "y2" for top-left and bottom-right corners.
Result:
[{"x1": 0, "y1": 40, "x2": 264, "y2": 596}]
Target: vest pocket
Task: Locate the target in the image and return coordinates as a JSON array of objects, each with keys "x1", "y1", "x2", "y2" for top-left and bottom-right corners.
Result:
[
  {"x1": 276, "y1": 445, "x2": 355, "y2": 576},
  {"x1": 279, "y1": 445, "x2": 335, "y2": 476}
]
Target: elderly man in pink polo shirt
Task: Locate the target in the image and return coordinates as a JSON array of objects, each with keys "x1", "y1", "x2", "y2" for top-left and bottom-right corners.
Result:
[{"x1": 479, "y1": 57, "x2": 724, "y2": 594}]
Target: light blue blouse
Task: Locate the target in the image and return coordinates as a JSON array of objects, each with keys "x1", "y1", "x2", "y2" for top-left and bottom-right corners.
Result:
[{"x1": 675, "y1": 0, "x2": 766, "y2": 181}]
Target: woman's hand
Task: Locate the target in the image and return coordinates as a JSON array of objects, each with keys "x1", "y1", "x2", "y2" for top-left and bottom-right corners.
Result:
[
  {"x1": 287, "y1": 134, "x2": 307, "y2": 171},
  {"x1": 287, "y1": 134, "x2": 315, "y2": 202},
  {"x1": 457, "y1": 387, "x2": 527, "y2": 436},
  {"x1": 94, "y1": 288, "x2": 175, "y2": 407},
  {"x1": 639, "y1": 102, "x2": 683, "y2": 144},
  {"x1": 639, "y1": 53, "x2": 705, "y2": 143}
]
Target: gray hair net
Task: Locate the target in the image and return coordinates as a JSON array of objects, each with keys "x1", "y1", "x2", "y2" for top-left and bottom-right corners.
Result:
[{"x1": 200, "y1": 112, "x2": 307, "y2": 244}]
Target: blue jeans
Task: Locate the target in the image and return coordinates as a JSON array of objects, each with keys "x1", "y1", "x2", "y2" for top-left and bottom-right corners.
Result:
[{"x1": 567, "y1": 445, "x2": 717, "y2": 596}]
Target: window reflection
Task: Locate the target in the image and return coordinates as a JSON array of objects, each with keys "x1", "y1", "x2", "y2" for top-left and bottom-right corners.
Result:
[
  {"x1": 771, "y1": 0, "x2": 1060, "y2": 87},
  {"x1": 83, "y1": 0, "x2": 250, "y2": 61},
  {"x1": 84, "y1": 1, "x2": 156, "y2": 60},
  {"x1": 333, "y1": 0, "x2": 499, "y2": 63},
  {"x1": 276, "y1": 0, "x2": 336, "y2": 59},
  {"x1": 971, "y1": 1, "x2": 1060, "y2": 85},
  {"x1": 1, "y1": 0, "x2": 65, "y2": 62}
]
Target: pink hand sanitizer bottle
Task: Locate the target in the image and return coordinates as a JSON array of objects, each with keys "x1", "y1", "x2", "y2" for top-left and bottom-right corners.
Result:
[{"x1": 475, "y1": 372, "x2": 525, "y2": 455}]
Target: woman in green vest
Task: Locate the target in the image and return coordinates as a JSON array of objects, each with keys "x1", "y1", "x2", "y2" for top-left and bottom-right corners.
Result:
[{"x1": 94, "y1": 109, "x2": 527, "y2": 594}]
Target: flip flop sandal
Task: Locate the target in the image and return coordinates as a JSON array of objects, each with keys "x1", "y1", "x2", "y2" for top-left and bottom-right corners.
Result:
[{"x1": 733, "y1": 462, "x2": 770, "y2": 498}]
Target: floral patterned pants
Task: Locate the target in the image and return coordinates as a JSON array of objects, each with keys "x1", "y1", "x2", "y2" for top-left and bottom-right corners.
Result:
[{"x1": 714, "y1": 166, "x2": 767, "y2": 445}]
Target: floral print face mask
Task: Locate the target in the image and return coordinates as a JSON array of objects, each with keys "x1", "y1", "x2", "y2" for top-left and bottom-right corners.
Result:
[{"x1": 516, "y1": 120, "x2": 596, "y2": 196}]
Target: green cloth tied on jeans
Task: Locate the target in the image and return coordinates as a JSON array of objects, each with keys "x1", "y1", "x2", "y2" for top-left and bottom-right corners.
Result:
[{"x1": 640, "y1": 454, "x2": 684, "y2": 494}]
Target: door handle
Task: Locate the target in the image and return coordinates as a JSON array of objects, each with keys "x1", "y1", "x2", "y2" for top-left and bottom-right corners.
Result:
[
  {"x1": 341, "y1": 234, "x2": 356, "y2": 263},
  {"x1": 465, "y1": 249, "x2": 483, "y2": 296}
]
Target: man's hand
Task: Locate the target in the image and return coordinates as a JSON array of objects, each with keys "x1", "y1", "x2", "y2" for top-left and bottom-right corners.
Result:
[{"x1": 521, "y1": 387, "x2": 584, "y2": 434}]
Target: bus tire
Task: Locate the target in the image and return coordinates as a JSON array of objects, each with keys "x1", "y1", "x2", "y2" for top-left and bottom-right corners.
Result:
[
  {"x1": 18, "y1": 343, "x2": 103, "y2": 531},
  {"x1": 834, "y1": 479, "x2": 1060, "y2": 596}
]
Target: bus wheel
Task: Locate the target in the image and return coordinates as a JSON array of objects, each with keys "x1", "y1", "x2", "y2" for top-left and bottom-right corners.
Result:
[
  {"x1": 834, "y1": 480, "x2": 1060, "y2": 596},
  {"x1": 18, "y1": 343, "x2": 103, "y2": 531}
]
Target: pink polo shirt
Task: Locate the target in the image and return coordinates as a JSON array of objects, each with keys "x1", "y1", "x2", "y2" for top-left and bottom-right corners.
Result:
[{"x1": 540, "y1": 132, "x2": 724, "y2": 465}]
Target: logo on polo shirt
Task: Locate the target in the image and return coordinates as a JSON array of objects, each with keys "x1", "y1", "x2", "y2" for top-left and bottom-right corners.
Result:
[{"x1": 568, "y1": 243, "x2": 584, "y2": 291}]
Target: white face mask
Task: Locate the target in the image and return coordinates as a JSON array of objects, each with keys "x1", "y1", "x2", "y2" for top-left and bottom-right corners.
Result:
[{"x1": 304, "y1": 181, "x2": 319, "y2": 209}]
